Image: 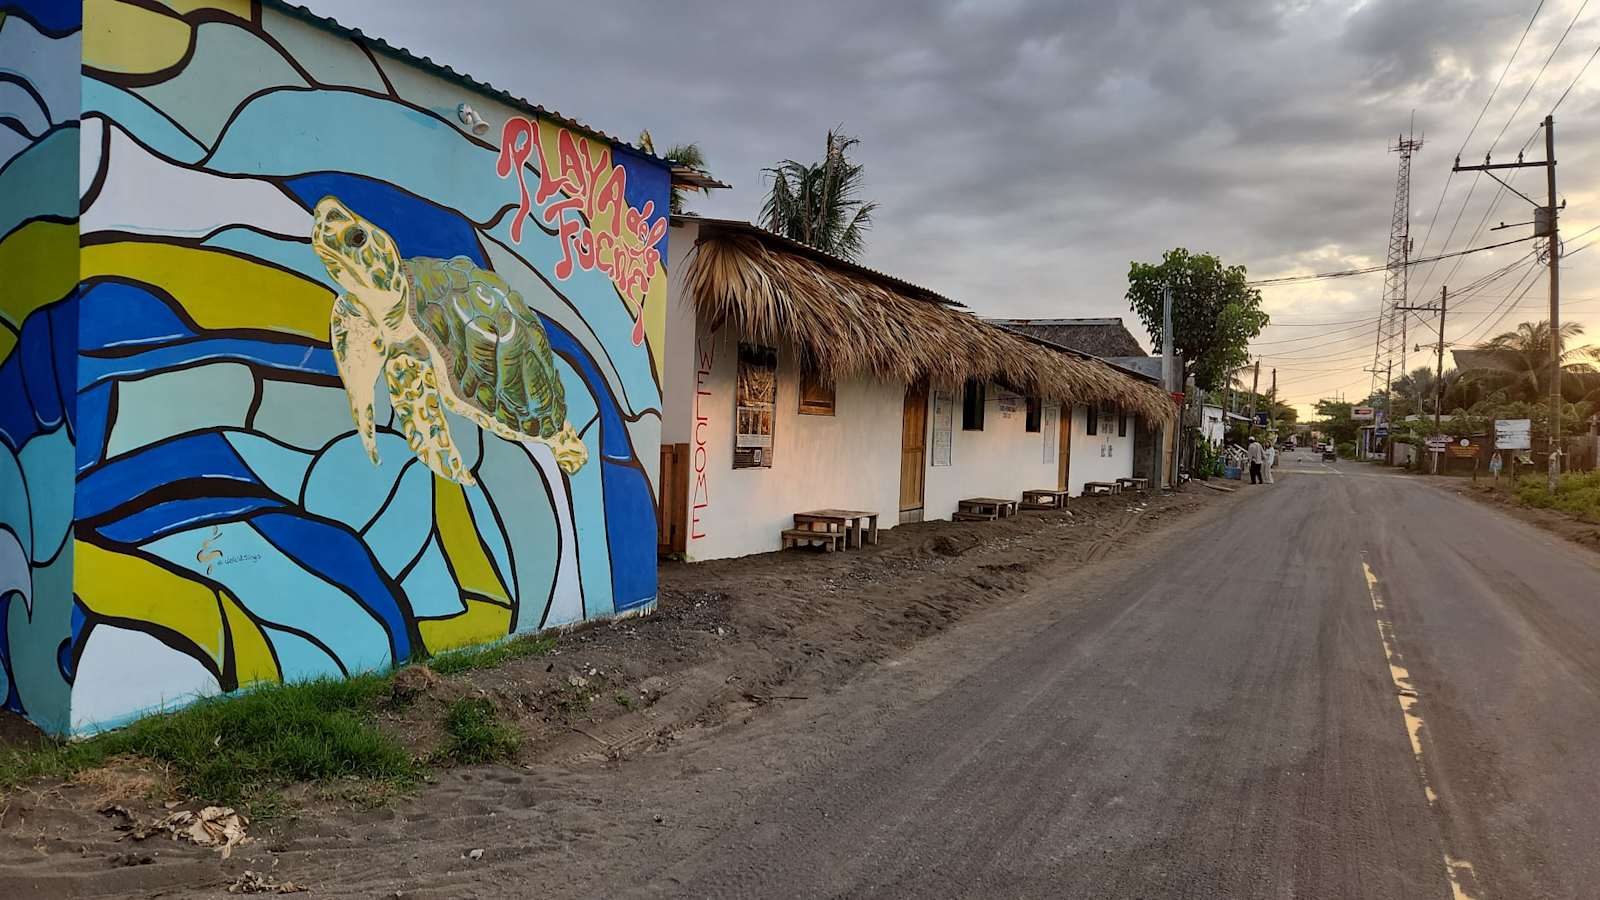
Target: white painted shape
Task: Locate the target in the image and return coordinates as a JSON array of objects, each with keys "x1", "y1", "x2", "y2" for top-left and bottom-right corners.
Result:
[
  {"x1": 82, "y1": 122, "x2": 312, "y2": 239},
  {"x1": 79, "y1": 115, "x2": 104, "y2": 202},
  {"x1": 70, "y1": 625, "x2": 222, "y2": 734},
  {"x1": 524, "y1": 440, "x2": 583, "y2": 626}
]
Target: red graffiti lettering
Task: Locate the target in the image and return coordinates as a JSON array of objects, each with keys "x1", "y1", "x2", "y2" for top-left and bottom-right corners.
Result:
[
  {"x1": 499, "y1": 118, "x2": 666, "y2": 346},
  {"x1": 691, "y1": 335, "x2": 715, "y2": 541}
]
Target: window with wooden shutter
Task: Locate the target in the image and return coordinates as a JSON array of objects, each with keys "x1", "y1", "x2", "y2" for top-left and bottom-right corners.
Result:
[{"x1": 962, "y1": 380, "x2": 986, "y2": 431}]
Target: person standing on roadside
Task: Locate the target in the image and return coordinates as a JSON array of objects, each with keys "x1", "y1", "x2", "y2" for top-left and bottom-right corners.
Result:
[
  {"x1": 1263, "y1": 441, "x2": 1276, "y2": 484},
  {"x1": 1247, "y1": 436, "x2": 1264, "y2": 484}
]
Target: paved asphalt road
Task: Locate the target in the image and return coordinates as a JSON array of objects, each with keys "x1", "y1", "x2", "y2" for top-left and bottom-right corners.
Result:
[
  {"x1": 354, "y1": 455, "x2": 1600, "y2": 898},
  {"x1": 648, "y1": 455, "x2": 1595, "y2": 898}
]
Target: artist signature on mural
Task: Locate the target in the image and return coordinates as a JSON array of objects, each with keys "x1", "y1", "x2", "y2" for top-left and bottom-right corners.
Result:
[
  {"x1": 194, "y1": 526, "x2": 260, "y2": 574},
  {"x1": 496, "y1": 117, "x2": 665, "y2": 346}
]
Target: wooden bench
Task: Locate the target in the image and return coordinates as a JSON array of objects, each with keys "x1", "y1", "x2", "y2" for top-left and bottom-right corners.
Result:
[
  {"x1": 792, "y1": 509, "x2": 881, "y2": 549},
  {"x1": 1116, "y1": 477, "x2": 1151, "y2": 492},
  {"x1": 957, "y1": 497, "x2": 1018, "y2": 520},
  {"x1": 1020, "y1": 488, "x2": 1070, "y2": 510},
  {"x1": 1082, "y1": 481, "x2": 1120, "y2": 496},
  {"x1": 782, "y1": 528, "x2": 845, "y2": 552}
]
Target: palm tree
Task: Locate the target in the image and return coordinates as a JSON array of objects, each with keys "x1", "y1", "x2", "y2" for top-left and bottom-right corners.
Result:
[
  {"x1": 760, "y1": 128, "x2": 878, "y2": 261},
  {"x1": 638, "y1": 130, "x2": 709, "y2": 215},
  {"x1": 1466, "y1": 320, "x2": 1596, "y2": 403}
]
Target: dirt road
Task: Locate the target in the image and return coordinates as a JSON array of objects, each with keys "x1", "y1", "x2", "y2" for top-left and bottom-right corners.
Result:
[{"x1": 11, "y1": 455, "x2": 1600, "y2": 898}]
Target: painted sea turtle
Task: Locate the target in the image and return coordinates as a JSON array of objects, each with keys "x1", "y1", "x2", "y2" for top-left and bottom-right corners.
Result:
[{"x1": 311, "y1": 196, "x2": 587, "y2": 484}]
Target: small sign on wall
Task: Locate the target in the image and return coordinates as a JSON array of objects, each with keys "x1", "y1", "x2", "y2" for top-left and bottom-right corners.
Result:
[{"x1": 931, "y1": 390, "x2": 954, "y2": 467}]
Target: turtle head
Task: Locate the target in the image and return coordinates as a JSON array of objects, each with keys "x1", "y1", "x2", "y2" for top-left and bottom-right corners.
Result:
[{"x1": 312, "y1": 197, "x2": 404, "y2": 299}]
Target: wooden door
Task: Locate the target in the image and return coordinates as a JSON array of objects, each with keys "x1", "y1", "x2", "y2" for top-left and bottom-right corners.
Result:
[
  {"x1": 900, "y1": 383, "x2": 929, "y2": 517},
  {"x1": 657, "y1": 443, "x2": 689, "y2": 555},
  {"x1": 1058, "y1": 404, "x2": 1072, "y2": 491}
]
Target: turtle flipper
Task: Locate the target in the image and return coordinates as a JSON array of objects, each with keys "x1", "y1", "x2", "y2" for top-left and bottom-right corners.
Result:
[
  {"x1": 331, "y1": 296, "x2": 384, "y2": 464},
  {"x1": 384, "y1": 343, "x2": 474, "y2": 485}
]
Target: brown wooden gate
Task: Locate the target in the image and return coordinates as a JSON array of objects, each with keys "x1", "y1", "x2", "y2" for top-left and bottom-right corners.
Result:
[
  {"x1": 900, "y1": 383, "x2": 929, "y2": 521},
  {"x1": 657, "y1": 443, "x2": 689, "y2": 555}
]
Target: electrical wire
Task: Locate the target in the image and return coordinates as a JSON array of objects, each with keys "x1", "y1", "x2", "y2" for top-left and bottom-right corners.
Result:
[{"x1": 1247, "y1": 235, "x2": 1535, "y2": 286}]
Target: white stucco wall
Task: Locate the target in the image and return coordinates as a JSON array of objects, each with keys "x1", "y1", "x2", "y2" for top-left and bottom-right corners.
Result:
[
  {"x1": 665, "y1": 319, "x2": 906, "y2": 562},
  {"x1": 1063, "y1": 404, "x2": 1136, "y2": 495},
  {"x1": 922, "y1": 389, "x2": 1060, "y2": 519}
]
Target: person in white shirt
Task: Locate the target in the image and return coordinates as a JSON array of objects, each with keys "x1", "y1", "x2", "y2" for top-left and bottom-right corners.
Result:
[
  {"x1": 1263, "y1": 442, "x2": 1276, "y2": 484},
  {"x1": 1247, "y1": 438, "x2": 1265, "y2": 484}
]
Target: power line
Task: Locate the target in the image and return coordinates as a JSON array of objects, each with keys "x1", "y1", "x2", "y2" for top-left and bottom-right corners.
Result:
[
  {"x1": 1247, "y1": 235, "x2": 1535, "y2": 285},
  {"x1": 1488, "y1": 0, "x2": 1587, "y2": 154}
]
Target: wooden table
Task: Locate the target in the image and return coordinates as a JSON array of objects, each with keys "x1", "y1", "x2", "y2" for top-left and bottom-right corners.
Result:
[
  {"x1": 1082, "y1": 481, "x2": 1121, "y2": 496},
  {"x1": 956, "y1": 497, "x2": 1019, "y2": 521},
  {"x1": 793, "y1": 509, "x2": 881, "y2": 549},
  {"x1": 1116, "y1": 477, "x2": 1150, "y2": 492},
  {"x1": 1021, "y1": 488, "x2": 1070, "y2": 510}
]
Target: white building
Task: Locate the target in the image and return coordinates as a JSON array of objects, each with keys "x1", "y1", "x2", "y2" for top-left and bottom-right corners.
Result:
[{"x1": 660, "y1": 218, "x2": 1173, "y2": 562}]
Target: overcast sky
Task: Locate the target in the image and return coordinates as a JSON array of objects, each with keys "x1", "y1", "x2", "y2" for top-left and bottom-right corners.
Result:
[{"x1": 315, "y1": 0, "x2": 1600, "y2": 416}]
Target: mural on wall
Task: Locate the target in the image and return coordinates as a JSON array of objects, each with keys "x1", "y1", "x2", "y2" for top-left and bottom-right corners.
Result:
[{"x1": 0, "y1": 0, "x2": 668, "y2": 735}]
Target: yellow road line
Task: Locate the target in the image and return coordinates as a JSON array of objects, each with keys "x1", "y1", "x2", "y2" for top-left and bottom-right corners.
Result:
[{"x1": 1361, "y1": 555, "x2": 1479, "y2": 900}]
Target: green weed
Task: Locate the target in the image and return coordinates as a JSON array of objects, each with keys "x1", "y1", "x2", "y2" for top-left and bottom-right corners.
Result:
[
  {"x1": 428, "y1": 635, "x2": 556, "y2": 675},
  {"x1": 437, "y1": 697, "x2": 520, "y2": 764},
  {"x1": 0, "y1": 674, "x2": 416, "y2": 806},
  {"x1": 1513, "y1": 471, "x2": 1600, "y2": 522}
]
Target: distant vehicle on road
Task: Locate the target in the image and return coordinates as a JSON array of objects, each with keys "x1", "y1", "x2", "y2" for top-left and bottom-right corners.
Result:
[{"x1": 1322, "y1": 447, "x2": 1337, "y2": 462}]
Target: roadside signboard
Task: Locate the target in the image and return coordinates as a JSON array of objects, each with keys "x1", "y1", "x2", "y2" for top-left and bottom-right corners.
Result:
[
  {"x1": 1425, "y1": 435, "x2": 1450, "y2": 452},
  {"x1": 1495, "y1": 418, "x2": 1532, "y2": 450},
  {"x1": 1252, "y1": 412, "x2": 1269, "y2": 426},
  {"x1": 1352, "y1": 406, "x2": 1376, "y2": 421},
  {"x1": 1375, "y1": 423, "x2": 1390, "y2": 438}
]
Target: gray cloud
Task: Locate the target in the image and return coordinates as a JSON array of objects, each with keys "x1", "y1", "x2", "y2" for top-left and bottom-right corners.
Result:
[{"x1": 313, "y1": 0, "x2": 1600, "y2": 411}]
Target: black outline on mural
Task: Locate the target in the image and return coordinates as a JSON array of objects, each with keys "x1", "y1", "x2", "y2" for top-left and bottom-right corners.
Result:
[{"x1": 3, "y1": 0, "x2": 670, "y2": 718}]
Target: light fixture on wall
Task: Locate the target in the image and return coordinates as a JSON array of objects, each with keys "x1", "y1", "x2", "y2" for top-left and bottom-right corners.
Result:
[{"x1": 457, "y1": 103, "x2": 490, "y2": 136}]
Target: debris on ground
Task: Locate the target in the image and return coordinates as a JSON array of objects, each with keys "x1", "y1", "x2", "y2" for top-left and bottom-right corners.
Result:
[
  {"x1": 104, "y1": 804, "x2": 250, "y2": 858},
  {"x1": 391, "y1": 664, "x2": 442, "y2": 700},
  {"x1": 226, "y1": 869, "x2": 308, "y2": 894}
]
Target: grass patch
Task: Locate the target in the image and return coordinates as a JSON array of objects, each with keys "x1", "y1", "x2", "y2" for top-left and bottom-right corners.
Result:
[
  {"x1": 1512, "y1": 471, "x2": 1600, "y2": 522},
  {"x1": 436, "y1": 698, "x2": 520, "y2": 764},
  {"x1": 428, "y1": 634, "x2": 556, "y2": 675},
  {"x1": 0, "y1": 674, "x2": 415, "y2": 806}
]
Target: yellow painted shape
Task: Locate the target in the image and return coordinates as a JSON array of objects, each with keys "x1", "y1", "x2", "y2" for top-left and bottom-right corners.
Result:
[
  {"x1": 432, "y1": 476, "x2": 511, "y2": 606},
  {"x1": 84, "y1": 0, "x2": 193, "y2": 76},
  {"x1": 219, "y1": 592, "x2": 280, "y2": 686},
  {"x1": 0, "y1": 329, "x2": 15, "y2": 364},
  {"x1": 81, "y1": 241, "x2": 333, "y2": 339},
  {"x1": 159, "y1": 0, "x2": 252, "y2": 19},
  {"x1": 0, "y1": 220, "x2": 78, "y2": 330},
  {"x1": 75, "y1": 540, "x2": 226, "y2": 666},
  {"x1": 417, "y1": 599, "x2": 513, "y2": 655}
]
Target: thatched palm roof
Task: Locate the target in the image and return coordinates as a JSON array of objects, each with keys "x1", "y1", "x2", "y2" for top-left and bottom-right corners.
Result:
[{"x1": 683, "y1": 222, "x2": 1175, "y2": 425}]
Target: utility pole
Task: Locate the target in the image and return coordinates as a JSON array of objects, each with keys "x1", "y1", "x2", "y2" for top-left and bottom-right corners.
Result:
[
  {"x1": 1397, "y1": 285, "x2": 1447, "y2": 474},
  {"x1": 1270, "y1": 367, "x2": 1277, "y2": 432},
  {"x1": 1247, "y1": 358, "x2": 1261, "y2": 433},
  {"x1": 1161, "y1": 283, "x2": 1178, "y2": 489},
  {"x1": 1454, "y1": 114, "x2": 1560, "y2": 490}
]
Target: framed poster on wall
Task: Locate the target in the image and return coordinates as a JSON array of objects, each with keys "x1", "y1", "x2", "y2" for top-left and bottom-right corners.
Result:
[{"x1": 734, "y1": 343, "x2": 777, "y2": 468}]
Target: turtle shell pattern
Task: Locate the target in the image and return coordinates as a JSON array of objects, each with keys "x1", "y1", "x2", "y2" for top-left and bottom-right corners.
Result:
[{"x1": 405, "y1": 256, "x2": 566, "y2": 440}]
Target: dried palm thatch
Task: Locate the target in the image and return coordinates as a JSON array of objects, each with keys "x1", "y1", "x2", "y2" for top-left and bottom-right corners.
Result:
[{"x1": 685, "y1": 231, "x2": 1175, "y2": 425}]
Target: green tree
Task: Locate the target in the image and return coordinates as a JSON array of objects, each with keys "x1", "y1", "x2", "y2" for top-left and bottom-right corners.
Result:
[
  {"x1": 760, "y1": 128, "x2": 878, "y2": 261},
  {"x1": 637, "y1": 130, "x2": 709, "y2": 215},
  {"x1": 1462, "y1": 320, "x2": 1596, "y2": 403},
  {"x1": 1313, "y1": 399, "x2": 1360, "y2": 446},
  {"x1": 1126, "y1": 248, "x2": 1270, "y2": 392}
]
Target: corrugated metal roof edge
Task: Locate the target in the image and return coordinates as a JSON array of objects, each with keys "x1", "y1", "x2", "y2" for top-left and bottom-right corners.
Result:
[
  {"x1": 990, "y1": 324, "x2": 1161, "y2": 385},
  {"x1": 677, "y1": 215, "x2": 968, "y2": 309},
  {"x1": 265, "y1": 0, "x2": 720, "y2": 185}
]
